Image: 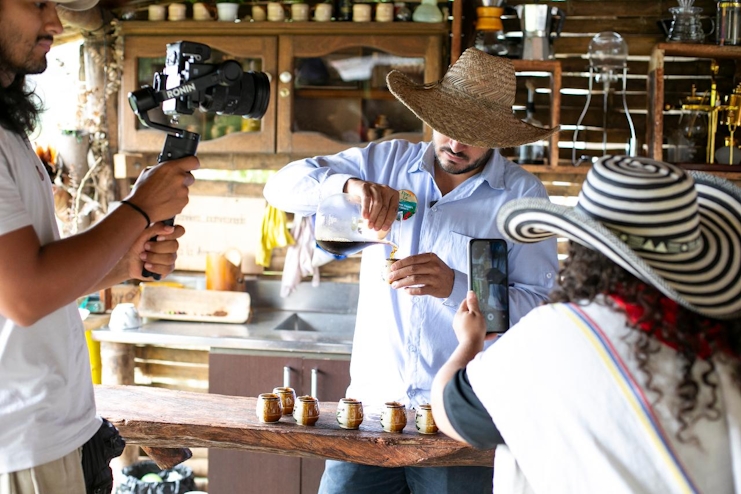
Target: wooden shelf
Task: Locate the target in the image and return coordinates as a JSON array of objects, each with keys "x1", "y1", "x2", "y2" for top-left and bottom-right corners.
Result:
[
  {"x1": 646, "y1": 43, "x2": 741, "y2": 161},
  {"x1": 295, "y1": 88, "x2": 396, "y2": 100}
]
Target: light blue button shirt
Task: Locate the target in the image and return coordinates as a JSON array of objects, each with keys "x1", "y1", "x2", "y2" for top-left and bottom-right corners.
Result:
[{"x1": 264, "y1": 140, "x2": 558, "y2": 408}]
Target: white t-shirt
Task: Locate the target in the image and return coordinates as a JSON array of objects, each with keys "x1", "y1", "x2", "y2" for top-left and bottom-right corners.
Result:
[
  {"x1": 0, "y1": 127, "x2": 100, "y2": 473},
  {"x1": 466, "y1": 300, "x2": 741, "y2": 494}
]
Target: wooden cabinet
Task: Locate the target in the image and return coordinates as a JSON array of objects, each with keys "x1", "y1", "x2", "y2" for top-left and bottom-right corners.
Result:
[
  {"x1": 208, "y1": 351, "x2": 351, "y2": 494},
  {"x1": 117, "y1": 22, "x2": 447, "y2": 164}
]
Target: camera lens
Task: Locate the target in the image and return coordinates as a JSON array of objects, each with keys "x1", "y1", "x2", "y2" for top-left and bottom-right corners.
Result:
[{"x1": 201, "y1": 71, "x2": 270, "y2": 119}]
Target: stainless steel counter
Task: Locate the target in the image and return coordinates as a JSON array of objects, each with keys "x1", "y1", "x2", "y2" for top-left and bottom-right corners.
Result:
[
  {"x1": 91, "y1": 310, "x2": 355, "y2": 355},
  {"x1": 91, "y1": 281, "x2": 359, "y2": 355}
]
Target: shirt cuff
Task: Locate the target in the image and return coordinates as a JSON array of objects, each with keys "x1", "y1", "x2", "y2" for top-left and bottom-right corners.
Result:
[
  {"x1": 320, "y1": 173, "x2": 356, "y2": 202},
  {"x1": 443, "y1": 269, "x2": 468, "y2": 308}
]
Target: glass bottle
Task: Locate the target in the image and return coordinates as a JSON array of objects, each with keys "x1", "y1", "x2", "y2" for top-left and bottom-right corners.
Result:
[
  {"x1": 394, "y1": 1, "x2": 411, "y2": 21},
  {"x1": 336, "y1": 0, "x2": 353, "y2": 20}
]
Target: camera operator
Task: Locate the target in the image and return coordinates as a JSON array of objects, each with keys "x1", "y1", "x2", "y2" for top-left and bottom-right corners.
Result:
[{"x1": 0, "y1": 0, "x2": 199, "y2": 492}]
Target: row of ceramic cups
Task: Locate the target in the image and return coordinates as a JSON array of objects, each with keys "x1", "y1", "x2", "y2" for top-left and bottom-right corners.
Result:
[
  {"x1": 148, "y1": 2, "x2": 394, "y2": 23},
  {"x1": 256, "y1": 387, "x2": 438, "y2": 434}
]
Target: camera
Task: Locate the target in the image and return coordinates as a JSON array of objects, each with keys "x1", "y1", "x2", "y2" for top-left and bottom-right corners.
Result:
[
  {"x1": 127, "y1": 40, "x2": 271, "y2": 280},
  {"x1": 159, "y1": 41, "x2": 270, "y2": 119},
  {"x1": 128, "y1": 40, "x2": 270, "y2": 137}
]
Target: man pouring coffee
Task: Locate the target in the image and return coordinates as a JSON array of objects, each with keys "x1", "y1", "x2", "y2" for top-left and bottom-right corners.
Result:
[{"x1": 264, "y1": 48, "x2": 559, "y2": 493}]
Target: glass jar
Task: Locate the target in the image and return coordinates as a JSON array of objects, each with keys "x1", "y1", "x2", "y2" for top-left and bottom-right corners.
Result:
[
  {"x1": 412, "y1": 0, "x2": 442, "y2": 22},
  {"x1": 669, "y1": 88, "x2": 708, "y2": 164}
]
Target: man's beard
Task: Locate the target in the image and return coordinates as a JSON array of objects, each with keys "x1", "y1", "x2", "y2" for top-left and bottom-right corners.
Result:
[
  {"x1": 0, "y1": 37, "x2": 50, "y2": 81},
  {"x1": 435, "y1": 148, "x2": 494, "y2": 175}
]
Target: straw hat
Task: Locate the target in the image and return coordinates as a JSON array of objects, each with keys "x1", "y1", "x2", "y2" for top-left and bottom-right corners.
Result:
[
  {"x1": 497, "y1": 155, "x2": 741, "y2": 319},
  {"x1": 386, "y1": 48, "x2": 559, "y2": 149},
  {"x1": 56, "y1": 0, "x2": 98, "y2": 11}
]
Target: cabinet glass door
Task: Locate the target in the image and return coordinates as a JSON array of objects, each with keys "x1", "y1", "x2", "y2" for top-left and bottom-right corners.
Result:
[
  {"x1": 120, "y1": 36, "x2": 277, "y2": 154},
  {"x1": 277, "y1": 35, "x2": 443, "y2": 155}
]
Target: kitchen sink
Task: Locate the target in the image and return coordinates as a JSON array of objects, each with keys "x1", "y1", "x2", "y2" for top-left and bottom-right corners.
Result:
[{"x1": 272, "y1": 312, "x2": 356, "y2": 333}]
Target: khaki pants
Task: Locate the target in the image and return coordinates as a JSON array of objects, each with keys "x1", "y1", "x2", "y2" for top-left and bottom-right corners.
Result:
[{"x1": 0, "y1": 449, "x2": 85, "y2": 494}]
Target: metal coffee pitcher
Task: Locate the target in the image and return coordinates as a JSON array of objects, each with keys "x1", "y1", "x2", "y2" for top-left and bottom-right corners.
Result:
[{"x1": 515, "y1": 3, "x2": 566, "y2": 60}]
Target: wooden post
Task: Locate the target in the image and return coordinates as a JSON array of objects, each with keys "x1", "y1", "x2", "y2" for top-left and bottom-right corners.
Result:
[{"x1": 100, "y1": 342, "x2": 140, "y2": 472}]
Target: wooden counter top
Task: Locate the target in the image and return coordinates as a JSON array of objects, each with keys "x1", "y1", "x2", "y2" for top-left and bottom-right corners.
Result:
[{"x1": 95, "y1": 385, "x2": 494, "y2": 468}]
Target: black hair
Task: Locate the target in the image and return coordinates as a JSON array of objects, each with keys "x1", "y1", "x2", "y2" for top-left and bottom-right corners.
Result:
[
  {"x1": 0, "y1": 74, "x2": 42, "y2": 135},
  {"x1": 550, "y1": 242, "x2": 741, "y2": 444}
]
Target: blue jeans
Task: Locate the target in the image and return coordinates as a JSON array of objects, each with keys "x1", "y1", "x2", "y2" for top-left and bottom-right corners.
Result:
[{"x1": 317, "y1": 460, "x2": 493, "y2": 494}]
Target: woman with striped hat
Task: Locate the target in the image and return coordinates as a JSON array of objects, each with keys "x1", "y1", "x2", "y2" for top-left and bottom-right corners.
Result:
[{"x1": 432, "y1": 155, "x2": 741, "y2": 493}]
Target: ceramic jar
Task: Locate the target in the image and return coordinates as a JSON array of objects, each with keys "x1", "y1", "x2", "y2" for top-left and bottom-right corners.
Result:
[
  {"x1": 267, "y1": 2, "x2": 285, "y2": 21},
  {"x1": 272, "y1": 386, "x2": 297, "y2": 415},
  {"x1": 375, "y1": 1, "x2": 394, "y2": 22},
  {"x1": 251, "y1": 4, "x2": 266, "y2": 21},
  {"x1": 167, "y1": 3, "x2": 186, "y2": 21},
  {"x1": 192, "y1": 2, "x2": 212, "y2": 20},
  {"x1": 216, "y1": 2, "x2": 240, "y2": 21},
  {"x1": 352, "y1": 3, "x2": 371, "y2": 22},
  {"x1": 314, "y1": 2, "x2": 332, "y2": 21},
  {"x1": 256, "y1": 393, "x2": 283, "y2": 423},
  {"x1": 293, "y1": 396, "x2": 320, "y2": 426},
  {"x1": 291, "y1": 2, "x2": 310, "y2": 21},
  {"x1": 148, "y1": 4, "x2": 166, "y2": 21},
  {"x1": 415, "y1": 404, "x2": 438, "y2": 434},
  {"x1": 336, "y1": 398, "x2": 364, "y2": 429},
  {"x1": 380, "y1": 401, "x2": 407, "y2": 433}
]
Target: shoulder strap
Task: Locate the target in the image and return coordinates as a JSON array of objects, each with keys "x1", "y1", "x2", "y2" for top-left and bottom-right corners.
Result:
[{"x1": 557, "y1": 303, "x2": 700, "y2": 494}]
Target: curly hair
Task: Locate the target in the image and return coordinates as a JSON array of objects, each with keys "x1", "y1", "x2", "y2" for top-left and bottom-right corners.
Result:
[
  {"x1": 0, "y1": 74, "x2": 42, "y2": 135},
  {"x1": 550, "y1": 242, "x2": 741, "y2": 443}
]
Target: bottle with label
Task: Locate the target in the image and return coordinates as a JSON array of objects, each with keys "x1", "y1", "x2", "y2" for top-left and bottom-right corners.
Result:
[
  {"x1": 515, "y1": 80, "x2": 545, "y2": 164},
  {"x1": 336, "y1": 0, "x2": 352, "y2": 20}
]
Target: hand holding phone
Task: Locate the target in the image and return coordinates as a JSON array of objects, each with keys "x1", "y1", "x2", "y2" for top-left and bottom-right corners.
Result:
[{"x1": 468, "y1": 238, "x2": 510, "y2": 334}]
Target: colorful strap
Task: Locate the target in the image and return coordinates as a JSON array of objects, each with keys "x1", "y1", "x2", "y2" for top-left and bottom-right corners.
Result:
[{"x1": 557, "y1": 303, "x2": 700, "y2": 494}]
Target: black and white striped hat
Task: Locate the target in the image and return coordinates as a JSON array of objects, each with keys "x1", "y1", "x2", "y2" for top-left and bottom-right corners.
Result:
[{"x1": 497, "y1": 155, "x2": 741, "y2": 319}]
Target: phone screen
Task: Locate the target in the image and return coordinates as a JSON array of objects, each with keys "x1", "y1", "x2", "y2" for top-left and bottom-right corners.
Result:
[{"x1": 468, "y1": 239, "x2": 510, "y2": 334}]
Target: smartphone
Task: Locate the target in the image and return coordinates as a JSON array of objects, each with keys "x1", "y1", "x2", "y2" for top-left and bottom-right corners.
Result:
[{"x1": 468, "y1": 238, "x2": 510, "y2": 334}]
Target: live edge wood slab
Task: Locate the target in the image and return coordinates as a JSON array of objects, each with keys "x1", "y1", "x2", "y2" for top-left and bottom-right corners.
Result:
[{"x1": 95, "y1": 385, "x2": 494, "y2": 468}]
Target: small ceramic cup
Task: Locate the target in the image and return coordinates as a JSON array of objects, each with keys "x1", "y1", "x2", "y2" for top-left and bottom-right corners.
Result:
[
  {"x1": 380, "y1": 401, "x2": 407, "y2": 433},
  {"x1": 293, "y1": 396, "x2": 320, "y2": 426},
  {"x1": 272, "y1": 386, "x2": 297, "y2": 415},
  {"x1": 314, "y1": 2, "x2": 332, "y2": 21},
  {"x1": 415, "y1": 404, "x2": 438, "y2": 434},
  {"x1": 256, "y1": 393, "x2": 283, "y2": 423},
  {"x1": 336, "y1": 398, "x2": 364, "y2": 430}
]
